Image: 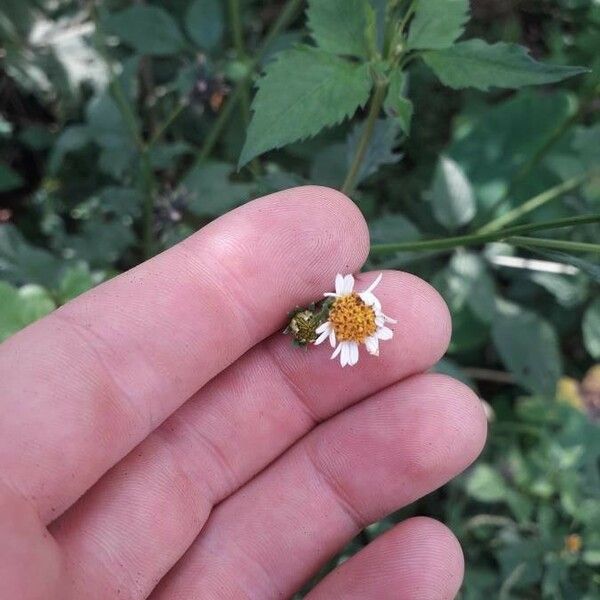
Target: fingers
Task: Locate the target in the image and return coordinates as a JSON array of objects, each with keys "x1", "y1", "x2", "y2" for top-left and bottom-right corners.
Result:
[
  {"x1": 0, "y1": 186, "x2": 369, "y2": 522},
  {"x1": 50, "y1": 271, "x2": 451, "y2": 600},
  {"x1": 306, "y1": 518, "x2": 464, "y2": 600},
  {"x1": 150, "y1": 374, "x2": 487, "y2": 599},
  {"x1": 0, "y1": 478, "x2": 66, "y2": 600}
]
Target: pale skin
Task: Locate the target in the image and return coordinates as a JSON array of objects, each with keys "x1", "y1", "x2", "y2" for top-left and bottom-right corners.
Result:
[{"x1": 0, "y1": 186, "x2": 487, "y2": 599}]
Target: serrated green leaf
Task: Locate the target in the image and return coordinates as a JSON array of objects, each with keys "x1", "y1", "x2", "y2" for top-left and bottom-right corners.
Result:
[
  {"x1": 407, "y1": 0, "x2": 469, "y2": 50},
  {"x1": 185, "y1": 0, "x2": 224, "y2": 50},
  {"x1": 423, "y1": 40, "x2": 588, "y2": 91},
  {"x1": 105, "y1": 6, "x2": 185, "y2": 56},
  {"x1": 492, "y1": 305, "x2": 562, "y2": 396},
  {"x1": 429, "y1": 155, "x2": 476, "y2": 229},
  {"x1": 384, "y1": 70, "x2": 413, "y2": 133},
  {"x1": 307, "y1": 0, "x2": 373, "y2": 58},
  {"x1": 185, "y1": 161, "x2": 255, "y2": 216},
  {"x1": 583, "y1": 299, "x2": 600, "y2": 359},
  {"x1": 239, "y1": 46, "x2": 373, "y2": 167}
]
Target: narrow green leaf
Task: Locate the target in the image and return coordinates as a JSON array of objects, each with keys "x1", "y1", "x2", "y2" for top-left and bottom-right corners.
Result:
[
  {"x1": 347, "y1": 118, "x2": 403, "y2": 184},
  {"x1": 492, "y1": 305, "x2": 562, "y2": 396},
  {"x1": 407, "y1": 0, "x2": 470, "y2": 50},
  {"x1": 307, "y1": 0, "x2": 373, "y2": 58},
  {"x1": 583, "y1": 299, "x2": 600, "y2": 359},
  {"x1": 239, "y1": 46, "x2": 373, "y2": 167},
  {"x1": 185, "y1": 0, "x2": 224, "y2": 50},
  {"x1": 429, "y1": 155, "x2": 476, "y2": 230},
  {"x1": 384, "y1": 70, "x2": 413, "y2": 134},
  {"x1": 105, "y1": 5, "x2": 185, "y2": 56},
  {"x1": 423, "y1": 40, "x2": 589, "y2": 91}
]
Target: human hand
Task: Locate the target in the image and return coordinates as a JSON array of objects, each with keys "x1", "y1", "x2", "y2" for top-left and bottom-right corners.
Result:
[{"x1": 0, "y1": 187, "x2": 487, "y2": 599}]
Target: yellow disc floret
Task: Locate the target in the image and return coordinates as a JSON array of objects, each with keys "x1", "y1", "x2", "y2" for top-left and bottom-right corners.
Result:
[{"x1": 329, "y1": 293, "x2": 377, "y2": 343}]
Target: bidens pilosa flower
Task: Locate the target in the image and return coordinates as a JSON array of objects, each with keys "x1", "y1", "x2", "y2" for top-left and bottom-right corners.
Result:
[{"x1": 314, "y1": 273, "x2": 396, "y2": 367}]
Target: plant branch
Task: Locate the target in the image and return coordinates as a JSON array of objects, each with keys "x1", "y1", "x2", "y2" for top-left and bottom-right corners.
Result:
[
  {"x1": 90, "y1": 3, "x2": 156, "y2": 260},
  {"x1": 190, "y1": 0, "x2": 303, "y2": 168},
  {"x1": 370, "y1": 213, "x2": 600, "y2": 255},
  {"x1": 227, "y1": 0, "x2": 261, "y2": 176},
  {"x1": 477, "y1": 172, "x2": 591, "y2": 234},
  {"x1": 507, "y1": 237, "x2": 600, "y2": 254},
  {"x1": 341, "y1": 80, "x2": 388, "y2": 196}
]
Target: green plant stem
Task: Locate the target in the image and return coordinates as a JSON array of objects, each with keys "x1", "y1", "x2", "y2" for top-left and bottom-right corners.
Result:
[
  {"x1": 147, "y1": 100, "x2": 188, "y2": 149},
  {"x1": 507, "y1": 237, "x2": 600, "y2": 254},
  {"x1": 370, "y1": 213, "x2": 600, "y2": 254},
  {"x1": 475, "y1": 83, "x2": 600, "y2": 226},
  {"x1": 227, "y1": 0, "x2": 261, "y2": 176},
  {"x1": 398, "y1": 0, "x2": 417, "y2": 35},
  {"x1": 91, "y1": 4, "x2": 156, "y2": 260},
  {"x1": 341, "y1": 81, "x2": 388, "y2": 195},
  {"x1": 477, "y1": 173, "x2": 590, "y2": 234},
  {"x1": 191, "y1": 0, "x2": 303, "y2": 167}
]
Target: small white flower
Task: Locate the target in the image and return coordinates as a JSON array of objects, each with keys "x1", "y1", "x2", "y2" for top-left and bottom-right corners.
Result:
[{"x1": 314, "y1": 273, "x2": 396, "y2": 367}]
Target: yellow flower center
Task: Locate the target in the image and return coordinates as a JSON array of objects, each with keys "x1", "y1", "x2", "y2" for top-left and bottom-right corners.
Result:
[{"x1": 329, "y1": 293, "x2": 377, "y2": 343}]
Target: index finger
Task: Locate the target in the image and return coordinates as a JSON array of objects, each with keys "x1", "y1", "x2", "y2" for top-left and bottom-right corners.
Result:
[{"x1": 0, "y1": 186, "x2": 369, "y2": 522}]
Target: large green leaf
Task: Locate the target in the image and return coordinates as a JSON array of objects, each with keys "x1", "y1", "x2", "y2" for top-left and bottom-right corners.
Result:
[
  {"x1": 407, "y1": 0, "x2": 469, "y2": 50},
  {"x1": 185, "y1": 0, "x2": 224, "y2": 50},
  {"x1": 307, "y1": 0, "x2": 374, "y2": 58},
  {"x1": 492, "y1": 305, "x2": 563, "y2": 396},
  {"x1": 583, "y1": 299, "x2": 600, "y2": 359},
  {"x1": 423, "y1": 40, "x2": 588, "y2": 91},
  {"x1": 429, "y1": 155, "x2": 476, "y2": 229},
  {"x1": 185, "y1": 161, "x2": 255, "y2": 216},
  {"x1": 105, "y1": 6, "x2": 185, "y2": 56},
  {"x1": 448, "y1": 90, "x2": 575, "y2": 211},
  {"x1": 239, "y1": 46, "x2": 373, "y2": 166}
]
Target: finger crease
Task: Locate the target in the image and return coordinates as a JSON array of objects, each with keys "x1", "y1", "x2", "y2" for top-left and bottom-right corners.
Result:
[{"x1": 304, "y1": 443, "x2": 366, "y2": 532}]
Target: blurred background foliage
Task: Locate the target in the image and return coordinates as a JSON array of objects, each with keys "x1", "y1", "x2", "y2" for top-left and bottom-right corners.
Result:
[{"x1": 1, "y1": 0, "x2": 599, "y2": 598}]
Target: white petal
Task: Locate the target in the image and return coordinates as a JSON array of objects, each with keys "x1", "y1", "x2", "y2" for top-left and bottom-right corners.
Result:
[
  {"x1": 314, "y1": 329, "x2": 330, "y2": 346},
  {"x1": 375, "y1": 315, "x2": 385, "y2": 327},
  {"x1": 323, "y1": 292, "x2": 339, "y2": 298},
  {"x1": 359, "y1": 292, "x2": 382, "y2": 312},
  {"x1": 340, "y1": 342, "x2": 350, "y2": 367},
  {"x1": 382, "y1": 313, "x2": 397, "y2": 324},
  {"x1": 364, "y1": 272, "x2": 383, "y2": 294},
  {"x1": 348, "y1": 342, "x2": 359, "y2": 366},
  {"x1": 365, "y1": 335, "x2": 379, "y2": 356},
  {"x1": 343, "y1": 274, "x2": 355, "y2": 294},
  {"x1": 329, "y1": 329, "x2": 337, "y2": 348},
  {"x1": 315, "y1": 322, "x2": 331, "y2": 335},
  {"x1": 331, "y1": 344, "x2": 343, "y2": 360},
  {"x1": 377, "y1": 326, "x2": 393, "y2": 340},
  {"x1": 335, "y1": 274, "x2": 345, "y2": 295}
]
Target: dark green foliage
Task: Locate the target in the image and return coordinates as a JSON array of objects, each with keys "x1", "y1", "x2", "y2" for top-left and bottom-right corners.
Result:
[{"x1": 1, "y1": 1, "x2": 598, "y2": 597}]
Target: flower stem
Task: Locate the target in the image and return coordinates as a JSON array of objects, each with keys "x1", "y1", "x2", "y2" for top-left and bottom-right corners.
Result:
[
  {"x1": 506, "y1": 237, "x2": 600, "y2": 254},
  {"x1": 341, "y1": 80, "x2": 388, "y2": 196},
  {"x1": 476, "y1": 172, "x2": 591, "y2": 234},
  {"x1": 91, "y1": 4, "x2": 156, "y2": 260},
  {"x1": 369, "y1": 213, "x2": 600, "y2": 255},
  {"x1": 227, "y1": 0, "x2": 261, "y2": 176},
  {"x1": 191, "y1": 0, "x2": 303, "y2": 168}
]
